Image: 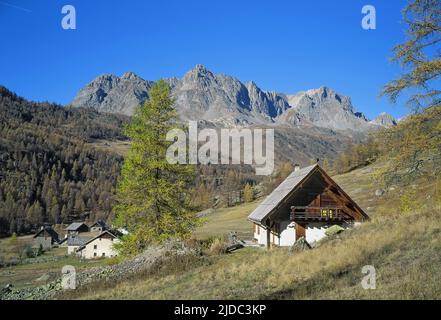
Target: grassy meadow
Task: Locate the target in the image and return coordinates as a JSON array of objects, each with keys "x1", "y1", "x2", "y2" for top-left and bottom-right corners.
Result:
[
  {"x1": 58, "y1": 162, "x2": 441, "y2": 300},
  {"x1": 61, "y1": 205, "x2": 441, "y2": 299},
  {"x1": 2, "y1": 160, "x2": 440, "y2": 299},
  {"x1": 193, "y1": 201, "x2": 260, "y2": 240}
]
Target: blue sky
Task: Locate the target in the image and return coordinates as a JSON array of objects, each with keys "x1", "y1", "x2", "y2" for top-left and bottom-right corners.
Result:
[{"x1": 0, "y1": 0, "x2": 410, "y2": 119}]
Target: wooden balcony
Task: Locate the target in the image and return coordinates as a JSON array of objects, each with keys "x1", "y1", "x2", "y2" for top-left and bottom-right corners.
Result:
[{"x1": 290, "y1": 206, "x2": 345, "y2": 221}]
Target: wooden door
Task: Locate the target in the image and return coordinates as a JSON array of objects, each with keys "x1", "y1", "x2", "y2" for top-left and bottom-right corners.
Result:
[{"x1": 295, "y1": 223, "x2": 306, "y2": 240}]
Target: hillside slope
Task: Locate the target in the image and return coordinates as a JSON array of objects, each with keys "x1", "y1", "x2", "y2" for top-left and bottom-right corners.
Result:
[
  {"x1": 0, "y1": 86, "x2": 128, "y2": 236},
  {"x1": 60, "y1": 163, "x2": 441, "y2": 300}
]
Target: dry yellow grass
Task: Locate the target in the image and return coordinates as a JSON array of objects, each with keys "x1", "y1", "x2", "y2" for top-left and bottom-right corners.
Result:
[
  {"x1": 0, "y1": 235, "x2": 33, "y2": 263},
  {"x1": 193, "y1": 200, "x2": 260, "y2": 240},
  {"x1": 66, "y1": 207, "x2": 441, "y2": 299},
  {"x1": 64, "y1": 164, "x2": 441, "y2": 300}
]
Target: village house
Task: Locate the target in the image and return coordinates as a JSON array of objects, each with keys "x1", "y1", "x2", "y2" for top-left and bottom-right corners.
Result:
[
  {"x1": 89, "y1": 219, "x2": 108, "y2": 233},
  {"x1": 63, "y1": 220, "x2": 122, "y2": 259},
  {"x1": 76, "y1": 230, "x2": 120, "y2": 259},
  {"x1": 65, "y1": 222, "x2": 93, "y2": 254},
  {"x1": 65, "y1": 222, "x2": 89, "y2": 235},
  {"x1": 248, "y1": 163, "x2": 369, "y2": 248},
  {"x1": 66, "y1": 234, "x2": 94, "y2": 255},
  {"x1": 32, "y1": 225, "x2": 61, "y2": 250},
  {"x1": 31, "y1": 219, "x2": 121, "y2": 258}
]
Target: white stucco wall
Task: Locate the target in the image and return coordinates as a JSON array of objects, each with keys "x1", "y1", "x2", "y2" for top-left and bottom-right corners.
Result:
[
  {"x1": 78, "y1": 237, "x2": 119, "y2": 259},
  {"x1": 254, "y1": 221, "x2": 335, "y2": 247},
  {"x1": 258, "y1": 226, "x2": 268, "y2": 246},
  {"x1": 278, "y1": 221, "x2": 296, "y2": 246},
  {"x1": 254, "y1": 223, "x2": 293, "y2": 247},
  {"x1": 253, "y1": 224, "x2": 268, "y2": 246},
  {"x1": 67, "y1": 245, "x2": 79, "y2": 255},
  {"x1": 253, "y1": 221, "x2": 334, "y2": 247}
]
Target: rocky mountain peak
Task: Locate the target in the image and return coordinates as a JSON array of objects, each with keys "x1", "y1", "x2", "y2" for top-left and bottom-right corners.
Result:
[
  {"x1": 194, "y1": 64, "x2": 208, "y2": 72},
  {"x1": 304, "y1": 86, "x2": 350, "y2": 107},
  {"x1": 181, "y1": 64, "x2": 216, "y2": 90},
  {"x1": 71, "y1": 72, "x2": 153, "y2": 115},
  {"x1": 246, "y1": 81, "x2": 260, "y2": 94},
  {"x1": 316, "y1": 86, "x2": 330, "y2": 96},
  {"x1": 247, "y1": 81, "x2": 257, "y2": 88},
  {"x1": 185, "y1": 64, "x2": 212, "y2": 78},
  {"x1": 121, "y1": 71, "x2": 141, "y2": 80},
  {"x1": 70, "y1": 66, "x2": 391, "y2": 132},
  {"x1": 93, "y1": 73, "x2": 118, "y2": 83},
  {"x1": 280, "y1": 86, "x2": 370, "y2": 131},
  {"x1": 370, "y1": 112, "x2": 397, "y2": 127}
]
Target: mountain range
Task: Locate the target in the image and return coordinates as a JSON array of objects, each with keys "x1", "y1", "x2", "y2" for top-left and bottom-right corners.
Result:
[
  {"x1": 0, "y1": 68, "x2": 398, "y2": 236},
  {"x1": 71, "y1": 64, "x2": 397, "y2": 132}
]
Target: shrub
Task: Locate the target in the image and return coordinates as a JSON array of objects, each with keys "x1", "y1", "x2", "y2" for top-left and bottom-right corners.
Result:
[
  {"x1": 400, "y1": 188, "x2": 418, "y2": 214},
  {"x1": 23, "y1": 244, "x2": 35, "y2": 259},
  {"x1": 9, "y1": 232, "x2": 17, "y2": 244}
]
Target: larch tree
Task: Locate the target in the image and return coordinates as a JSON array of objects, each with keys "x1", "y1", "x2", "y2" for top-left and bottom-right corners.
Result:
[
  {"x1": 243, "y1": 183, "x2": 254, "y2": 203},
  {"x1": 113, "y1": 80, "x2": 199, "y2": 256},
  {"x1": 382, "y1": 0, "x2": 440, "y2": 111},
  {"x1": 378, "y1": 0, "x2": 441, "y2": 185}
]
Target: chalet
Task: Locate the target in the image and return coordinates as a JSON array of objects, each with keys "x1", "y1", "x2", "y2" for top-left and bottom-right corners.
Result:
[
  {"x1": 248, "y1": 164, "x2": 369, "y2": 248},
  {"x1": 76, "y1": 230, "x2": 120, "y2": 259},
  {"x1": 66, "y1": 234, "x2": 94, "y2": 254},
  {"x1": 65, "y1": 222, "x2": 89, "y2": 235},
  {"x1": 33, "y1": 225, "x2": 61, "y2": 250},
  {"x1": 62, "y1": 220, "x2": 122, "y2": 257},
  {"x1": 90, "y1": 220, "x2": 108, "y2": 233}
]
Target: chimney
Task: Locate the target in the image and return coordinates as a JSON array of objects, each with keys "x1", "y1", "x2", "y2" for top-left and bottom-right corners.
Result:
[{"x1": 294, "y1": 164, "x2": 300, "y2": 172}]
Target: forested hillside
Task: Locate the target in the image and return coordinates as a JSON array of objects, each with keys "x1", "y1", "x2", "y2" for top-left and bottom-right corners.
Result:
[
  {"x1": 0, "y1": 86, "x2": 128, "y2": 236},
  {"x1": 0, "y1": 87, "x2": 261, "y2": 237},
  {"x1": 334, "y1": 106, "x2": 441, "y2": 184}
]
